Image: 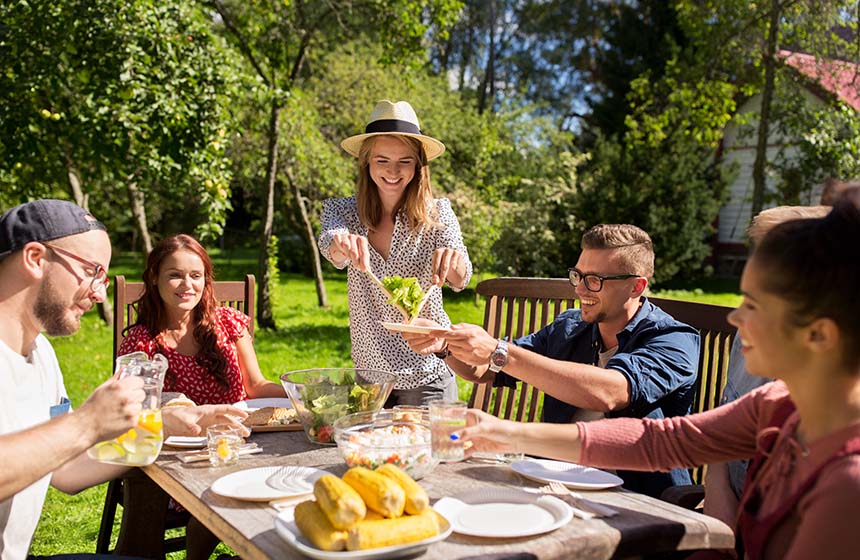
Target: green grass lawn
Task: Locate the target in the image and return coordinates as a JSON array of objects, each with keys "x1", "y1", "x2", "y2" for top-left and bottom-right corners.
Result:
[{"x1": 30, "y1": 253, "x2": 739, "y2": 556}]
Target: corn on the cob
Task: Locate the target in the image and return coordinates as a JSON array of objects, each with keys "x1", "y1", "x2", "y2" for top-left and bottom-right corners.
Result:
[
  {"x1": 376, "y1": 464, "x2": 429, "y2": 515},
  {"x1": 314, "y1": 474, "x2": 366, "y2": 529},
  {"x1": 363, "y1": 509, "x2": 385, "y2": 521},
  {"x1": 343, "y1": 467, "x2": 405, "y2": 518},
  {"x1": 346, "y1": 510, "x2": 440, "y2": 550},
  {"x1": 293, "y1": 500, "x2": 348, "y2": 551}
]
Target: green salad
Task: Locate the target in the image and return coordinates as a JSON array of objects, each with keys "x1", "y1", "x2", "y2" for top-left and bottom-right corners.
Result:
[
  {"x1": 300, "y1": 372, "x2": 374, "y2": 443},
  {"x1": 381, "y1": 276, "x2": 426, "y2": 320}
]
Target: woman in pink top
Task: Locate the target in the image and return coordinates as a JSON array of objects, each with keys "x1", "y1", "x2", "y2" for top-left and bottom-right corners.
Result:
[
  {"x1": 457, "y1": 200, "x2": 860, "y2": 560},
  {"x1": 119, "y1": 234, "x2": 284, "y2": 404}
]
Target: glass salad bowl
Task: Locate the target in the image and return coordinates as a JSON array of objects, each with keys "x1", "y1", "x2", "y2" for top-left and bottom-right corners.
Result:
[
  {"x1": 333, "y1": 409, "x2": 438, "y2": 479},
  {"x1": 280, "y1": 368, "x2": 396, "y2": 445}
]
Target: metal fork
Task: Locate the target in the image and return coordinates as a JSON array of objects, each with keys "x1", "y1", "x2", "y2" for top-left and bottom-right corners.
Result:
[{"x1": 542, "y1": 481, "x2": 618, "y2": 518}]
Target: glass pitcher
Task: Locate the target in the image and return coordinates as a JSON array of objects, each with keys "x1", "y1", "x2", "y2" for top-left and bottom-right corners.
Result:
[{"x1": 88, "y1": 352, "x2": 168, "y2": 466}]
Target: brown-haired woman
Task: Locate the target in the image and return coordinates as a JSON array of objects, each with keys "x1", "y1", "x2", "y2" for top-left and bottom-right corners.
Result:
[
  {"x1": 457, "y1": 200, "x2": 860, "y2": 560},
  {"x1": 119, "y1": 233, "x2": 283, "y2": 404},
  {"x1": 319, "y1": 100, "x2": 473, "y2": 406}
]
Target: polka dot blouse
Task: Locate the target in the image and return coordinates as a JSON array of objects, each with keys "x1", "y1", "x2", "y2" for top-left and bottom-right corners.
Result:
[
  {"x1": 318, "y1": 196, "x2": 473, "y2": 390},
  {"x1": 118, "y1": 306, "x2": 251, "y2": 404}
]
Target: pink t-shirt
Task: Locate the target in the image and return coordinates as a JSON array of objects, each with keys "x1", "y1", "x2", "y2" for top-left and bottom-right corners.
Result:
[
  {"x1": 118, "y1": 306, "x2": 251, "y2": 404},
  {"x1": 578, "y1": 381, "x2": 860, "y2": 560}
]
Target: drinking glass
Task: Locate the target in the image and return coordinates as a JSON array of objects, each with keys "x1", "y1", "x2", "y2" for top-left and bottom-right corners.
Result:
[
  {"x1": 207, "y1": 424, "x2": 244, "y2": 467},
  {"x1": 88, "y1": 353, "x2": 168, "y2": 466},
  {"x1": 429, "y1": 399, "x2": 467, "y2": 462}
]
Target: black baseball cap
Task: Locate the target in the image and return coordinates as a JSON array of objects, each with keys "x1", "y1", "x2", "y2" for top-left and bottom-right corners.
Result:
[{"x1": 0, "y1": 199, "x2": 107, "y2": 259}]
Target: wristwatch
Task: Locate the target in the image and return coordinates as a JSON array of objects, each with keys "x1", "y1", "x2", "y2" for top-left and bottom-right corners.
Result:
[{"x1": 488, "y1": 339, "x2": 509, "y2": 373}]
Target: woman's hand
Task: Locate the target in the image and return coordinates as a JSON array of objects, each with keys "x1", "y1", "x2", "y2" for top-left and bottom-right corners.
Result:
[
  {"x1": 400, "y1": 318, "x2": 448, "y2": 355},
  {"x1": 162, "y1": 405, "x2": 250, "y2": 438},
  {"x1": 330, "y1": 233, "x2": 371, "y2": 272},
  {"x1": 455, "y1": 409, "x2": 522, "y2": 456},
  {"x1": 432, "y1": 248, "x2": 466, "y2": 287}
]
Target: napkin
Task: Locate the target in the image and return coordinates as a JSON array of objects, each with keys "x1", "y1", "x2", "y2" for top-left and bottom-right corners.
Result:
[{"x1": 177, "y1": 443, "x2": 262, "y2": 463}]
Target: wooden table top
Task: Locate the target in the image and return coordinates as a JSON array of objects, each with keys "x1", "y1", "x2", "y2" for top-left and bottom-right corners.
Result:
[{"x1": 144, "y1": 430, "x2": 733, "y2": 560}]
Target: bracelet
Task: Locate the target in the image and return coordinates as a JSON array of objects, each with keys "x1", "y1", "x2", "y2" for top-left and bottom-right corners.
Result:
[{"x1": 433, "y1": 343, "x2": 451, "y2": 360}]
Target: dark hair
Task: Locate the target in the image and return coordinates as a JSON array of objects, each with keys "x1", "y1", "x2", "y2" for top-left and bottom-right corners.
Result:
[
  {"x1": 752, "y1": 199, "x2": 860, "y2": 370},
  {"x1": 130, "y1": 234, "x2": 229, "y2": 388}
]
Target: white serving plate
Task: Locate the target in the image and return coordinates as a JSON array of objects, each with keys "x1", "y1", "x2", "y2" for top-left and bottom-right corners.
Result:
[
  {"x1": 164, "y1": 436, "x2": 207, "y2": 449},
  {"x1": 233, "y1": 397, "x2": 294, "y2": 411},
  {"x1": 210, "y1": 466, "x2": 326, "y2": 502},
  {"x1": 379, "y1": 322, "x2": 450, "y2": 335},
  {"x1": 433, "y1": 488, "x2": 572, "y2": 538},
  {"x1": 274, "y1": 509, "x2": 452, "y2": 560},
  {"x1": 511, "y1": 458, "x2": 624, "y2": 490}
]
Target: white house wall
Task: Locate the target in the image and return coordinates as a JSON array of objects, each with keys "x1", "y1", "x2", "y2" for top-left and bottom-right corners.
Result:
[{"x1": 719, "y1": 89, "x2": 825, "y2": 245}]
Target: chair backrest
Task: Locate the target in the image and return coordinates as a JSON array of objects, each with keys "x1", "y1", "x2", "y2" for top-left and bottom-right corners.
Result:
[
  {"x1": 112, "y1": 274, "x2": 256, "y2": 359},
  {"x1": 469, "y1": 277, "x2": 737, "y2": 424}
]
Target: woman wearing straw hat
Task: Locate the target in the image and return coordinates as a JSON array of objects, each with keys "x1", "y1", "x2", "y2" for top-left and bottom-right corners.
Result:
[{"x1": 319, "y1": 100, "x2": 472, "y2": 406}]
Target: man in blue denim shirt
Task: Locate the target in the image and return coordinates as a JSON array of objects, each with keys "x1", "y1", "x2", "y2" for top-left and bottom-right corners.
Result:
[{"x1": 404, "y1": 224, "x2": 700, "y2": 498}]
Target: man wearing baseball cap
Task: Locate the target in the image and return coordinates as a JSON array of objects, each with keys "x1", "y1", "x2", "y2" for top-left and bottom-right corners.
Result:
[{"x1": 0, "y1": 200, "x2": 245, "y2": 559}]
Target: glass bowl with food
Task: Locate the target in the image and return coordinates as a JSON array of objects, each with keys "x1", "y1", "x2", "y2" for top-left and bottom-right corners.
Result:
[
  {"x1": 280, "y1": 368, "x2": 396, "y2": 445},
  {"x1": 333, "y1": 409, "x2": 438, "y2": 479}
]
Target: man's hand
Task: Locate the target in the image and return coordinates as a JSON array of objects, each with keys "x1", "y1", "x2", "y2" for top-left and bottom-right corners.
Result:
[
  {"x1": 431, "y1": 248, "x2": 465, "y2": 287},
  {"x1": 330, "y1": 233, "x2": 371, "y2": 272},
  {"x1": 163, "y1": 405, "x2": 250, "y2": 438},
  {"x1": 442, "y1": 323, "x2": 498, "y2": 366},
  {"x1": 400, "y1": 318, "x2": 449, "y2": 355},
  {"x1": 76, "y1": 375, "x2": 144, "y2": 443}
]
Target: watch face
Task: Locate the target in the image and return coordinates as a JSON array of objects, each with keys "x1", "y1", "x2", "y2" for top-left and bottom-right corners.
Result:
[{"x1": 491, "y1": 352, "x2": 507, "y2": 367}]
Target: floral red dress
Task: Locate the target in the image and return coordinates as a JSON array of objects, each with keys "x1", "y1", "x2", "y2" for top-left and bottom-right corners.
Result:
[{"x1": 118, "y1": 306, "x2": 251, "y2": 404}]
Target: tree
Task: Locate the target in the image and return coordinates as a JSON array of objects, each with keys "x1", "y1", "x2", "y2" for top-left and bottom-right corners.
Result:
[
  {"x1": 207, "y1": 0, "x2": 462, "y2": 328},
  {"x1": 677, "y1": 0, "x2": 859, "y2": 215}
]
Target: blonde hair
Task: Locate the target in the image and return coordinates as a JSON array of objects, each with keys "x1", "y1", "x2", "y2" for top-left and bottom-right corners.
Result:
[
  {"x1": 747, "y1": 205, "x2": 830, "y2": 245},
  {"x1": 356, "y1": 135, "x2": 439, "y2": 232},
  {"x1": 581, "y1": 224, "x2": 654, "y2": 279}
]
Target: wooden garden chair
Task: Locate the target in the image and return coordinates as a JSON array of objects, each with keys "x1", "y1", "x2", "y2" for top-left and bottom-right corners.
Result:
[{"x1": 96, "y1": 274, "x2": 255, "y2": 557}]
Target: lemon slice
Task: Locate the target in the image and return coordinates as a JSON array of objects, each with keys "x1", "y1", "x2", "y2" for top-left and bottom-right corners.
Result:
[{"x1": 93, "y1": 442, "x2": 126, "y2": 462}]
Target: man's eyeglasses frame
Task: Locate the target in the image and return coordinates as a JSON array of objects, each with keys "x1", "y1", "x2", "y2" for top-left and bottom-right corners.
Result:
[
  {"x1": 42, "y1": 243, "x2": 110, "y2": 294},
  {"x1": 568, "y1": 267, "x2": 638, "y2": 292}
]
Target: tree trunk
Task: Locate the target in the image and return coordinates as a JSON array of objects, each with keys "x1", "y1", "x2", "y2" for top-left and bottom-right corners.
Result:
[
  {"x1": 751, "y1": 1, "x2": 781, "y2": 217},
  {"x1": 127, "y1": 181, "x2": 153, "y2": 254},
  {"x1": 256, "y1": 100, "x2": 281, "y2": 330},
  {"x1": 64, "y1": 156, "x2": 114, "y2": 326},
  {"x1": 285, "y1": 167, "x2": 328, "y2": 308},
  {"x1": 477, "y1": 0, "x2": 496, "y2": 114}
]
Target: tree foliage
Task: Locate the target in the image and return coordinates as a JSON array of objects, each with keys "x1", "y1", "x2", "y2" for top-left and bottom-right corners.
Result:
[{"x1": 0, "y1": 0, "x2": 235, "y2": 245}]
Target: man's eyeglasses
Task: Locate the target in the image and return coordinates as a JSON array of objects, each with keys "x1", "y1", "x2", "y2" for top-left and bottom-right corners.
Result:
[
  {"x1": 43, "y1": 243, "x2": 110, "y2": 293},
  {"x1": 568, "y1": 267, "x2": 638, "y2": 292}
]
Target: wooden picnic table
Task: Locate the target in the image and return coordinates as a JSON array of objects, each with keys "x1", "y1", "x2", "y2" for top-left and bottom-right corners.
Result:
[{"x1": 143, "y1": 430, "x2": 734, "y2": 559}]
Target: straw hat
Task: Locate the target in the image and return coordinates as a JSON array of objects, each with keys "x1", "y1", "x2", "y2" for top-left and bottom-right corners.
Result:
[{"x1": 340, "y1": 100, "x2": 446, "y2": 161}]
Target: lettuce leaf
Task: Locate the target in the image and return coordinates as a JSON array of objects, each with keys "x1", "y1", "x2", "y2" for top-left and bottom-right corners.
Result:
[{"x1": 381, "y1": 276, "x2": 425, "y2": 320}]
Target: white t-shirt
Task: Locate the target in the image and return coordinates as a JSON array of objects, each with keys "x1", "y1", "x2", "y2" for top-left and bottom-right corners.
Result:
[{"x1": 0, "y1": 335, "x2": 68, "y2": 560}]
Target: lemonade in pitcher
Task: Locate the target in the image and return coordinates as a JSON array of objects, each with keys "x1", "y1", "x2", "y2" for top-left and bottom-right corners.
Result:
[{"x1": 88, "y1": 353, "x2": 167, "y2": 466}]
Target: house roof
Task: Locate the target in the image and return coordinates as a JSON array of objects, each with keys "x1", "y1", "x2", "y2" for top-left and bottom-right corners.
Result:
[{"x1": 779, "y1": 49, "x2": 860, "y2": 111}]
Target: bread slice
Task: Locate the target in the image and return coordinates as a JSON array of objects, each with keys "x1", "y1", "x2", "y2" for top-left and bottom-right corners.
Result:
[{"x1": 244, "y1": 406, "x2": 297, "y2": 427}]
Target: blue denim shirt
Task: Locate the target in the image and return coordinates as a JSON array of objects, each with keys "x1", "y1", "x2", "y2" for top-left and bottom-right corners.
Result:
[{"x1": 494, "y1": 297, "x2": 700, "y2": 497}]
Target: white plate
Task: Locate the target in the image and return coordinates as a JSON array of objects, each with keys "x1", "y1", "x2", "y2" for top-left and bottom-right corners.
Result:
[
  {"x1": 274, "y1": 508, "x2": 452, "y2": 560},
  {"x1": 433, "y1": 488, "x2": 571, "y2": 538},
  {"x1": 511, "y1": 459, "x2": 624, "y2": 490},
  {"x1": 233, "y1": 398, "x2": 294, "y2": 411},
  {"x1": 210, "y1": 466, "x2": 326, "y2": 502},
  {"x1": 380, "y1": 322, "x2": 449, "y2": 335},
  {"x1": 164, "y1": 436, "x2": 207, "y2": 449}
]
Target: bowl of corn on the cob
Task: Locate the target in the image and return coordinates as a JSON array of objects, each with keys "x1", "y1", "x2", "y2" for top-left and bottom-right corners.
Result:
[
  {"x1": 333, "y1": 410, "x2": 438, "y2": 479},
  {"x1": 281, "y1": 368, "x2": 397, "y2": 445}
]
